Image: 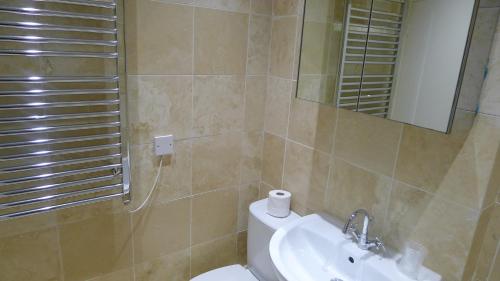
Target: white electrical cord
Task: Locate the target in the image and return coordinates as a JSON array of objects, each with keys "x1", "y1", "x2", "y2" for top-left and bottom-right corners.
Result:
[{"x1": 129, "y1": 156, "x2": 164, "y2": 213}]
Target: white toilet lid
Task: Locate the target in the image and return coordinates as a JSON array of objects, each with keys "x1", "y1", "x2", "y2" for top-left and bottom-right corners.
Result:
[{"x1": 191, "y1": 264, "x2": 259, "y2": 281}]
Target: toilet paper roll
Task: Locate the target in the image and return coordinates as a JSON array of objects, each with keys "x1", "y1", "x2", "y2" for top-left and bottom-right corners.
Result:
[{"x1": 267, "y1": 190, "x2": 292, "y2": 218}]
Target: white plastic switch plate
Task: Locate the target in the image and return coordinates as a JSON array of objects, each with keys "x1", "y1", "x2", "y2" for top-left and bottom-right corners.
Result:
[{"x1": 154, "y1": 135, "x2": 174, "y2": 156}]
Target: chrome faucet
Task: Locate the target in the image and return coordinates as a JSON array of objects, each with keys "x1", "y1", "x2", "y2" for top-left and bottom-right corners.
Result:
[{"x1": 343, "y1": 209, "x2": 385, "y2": 252}]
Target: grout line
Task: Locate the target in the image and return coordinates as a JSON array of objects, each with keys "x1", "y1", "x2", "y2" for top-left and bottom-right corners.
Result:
[
  {"x1": 380, "y1": 124, "x2": 406, "y2": 237},
  {"x1": 487, "y1": 239, "x2": 500, "y2": 280},
  {"x1": 189, "y1": 6, "x2": 195, "y2": 278},
  {"x1": 129, "y1": 212, "x2": 137, "y2": 281},
  {"x1": 324, "y1": 105, "x2": 341, "y2": 212},
  {"x1": 156, "y1": 1, "x2": 253, "y2": 15},
  {"x1": 189, "y1": 193, "x2": 193, "y2": 278},
  {"x1": 280, "y1": 6, "x2": 301, "y2": 190},
  {"x1": 235, "y1": 0, "x2": 253, "y2": 245},
  {"x1": 128, "y1": 74, "x2": 248, "y2": 77},
  {"x1": 55, "y1": 225, "x2": 66, "y2": 281}
]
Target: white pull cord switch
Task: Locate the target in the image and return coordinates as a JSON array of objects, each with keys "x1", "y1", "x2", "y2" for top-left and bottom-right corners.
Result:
[{"x1": 154, "y1": 135, "x2": 174, "y2": 156}]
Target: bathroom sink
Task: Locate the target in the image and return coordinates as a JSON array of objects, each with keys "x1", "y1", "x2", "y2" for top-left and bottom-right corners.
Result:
[{"x1": 269, "y1": 214, "x2": 441, "y2": 281}]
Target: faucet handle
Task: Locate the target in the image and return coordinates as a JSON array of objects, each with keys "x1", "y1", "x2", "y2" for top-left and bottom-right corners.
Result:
[{"x1": 372, "y1": 237, "x2": 386, "y2": 253}]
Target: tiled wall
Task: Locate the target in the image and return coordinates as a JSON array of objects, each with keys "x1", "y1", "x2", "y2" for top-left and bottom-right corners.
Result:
[
  {"x1": 261, "y1": 1, "x2": 500, "y2": 281},
  {"x1": 1, "y1": 1, "x2": 499, "y2": 281},
  {"x1": 463, "y1": 3, "x2": 500, "y2": 278},
  {"x1": 0, "y1": 1, "x2": 271, "y2": 280}
]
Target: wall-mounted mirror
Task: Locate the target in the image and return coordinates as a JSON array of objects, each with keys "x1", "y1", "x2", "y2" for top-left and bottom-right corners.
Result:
[{"x1": 297, "y1": 0, "x2": 493, "y2": 133}]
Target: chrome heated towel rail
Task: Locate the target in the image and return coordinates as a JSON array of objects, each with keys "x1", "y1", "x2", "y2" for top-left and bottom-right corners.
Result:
[
  {"x1": 337, "y1": 0, "x2": 405, "y2": 117},
  {"x1": 0, "y1": 0, "x2": 130, "y2": 220}
]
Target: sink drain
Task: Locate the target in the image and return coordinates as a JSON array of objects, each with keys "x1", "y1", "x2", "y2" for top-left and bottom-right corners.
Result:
[{"x1": 331, "y1": 279, "x2": 344, "y2": 281}]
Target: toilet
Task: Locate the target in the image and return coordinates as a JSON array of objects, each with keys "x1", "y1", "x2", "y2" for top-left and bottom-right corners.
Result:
[{"x1": 191, "y1": 198, "x2": 300, "y2": 281}]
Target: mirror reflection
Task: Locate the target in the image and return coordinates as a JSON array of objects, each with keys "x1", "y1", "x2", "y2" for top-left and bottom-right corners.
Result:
[{"x1": 297, "y1": 0, "x2": 492, "y2": 132}]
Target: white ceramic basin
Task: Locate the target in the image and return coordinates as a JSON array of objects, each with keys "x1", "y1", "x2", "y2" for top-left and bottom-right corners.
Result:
[{"x1": 269, "y1": 214, "x2": 441, "y2": 281}]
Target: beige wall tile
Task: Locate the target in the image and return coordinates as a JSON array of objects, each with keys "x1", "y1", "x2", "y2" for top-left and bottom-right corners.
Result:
[
  {"x1": 458, "y1": 8, "x2": 499, "y2": 112},
  {"x1": 59, "y1": 213, "x2": 132, "y2": 281},
  {"x1": 470, "y1": 204, "x2": 500, "y2": 281},
  {"x1": 86, "y1": 268, "x2": 134, "y2": 281},
  {"x1": 283, "y1": 141, "x2": 330, "y2": 214},
  {"x1": 245, "y1": 76, "x2": 268, "y2": 132},
  {"x1": 238, "y1": 183, "x2": 260, "y2": 231},
  {"x1": 126, "y1": 1, "x2": 193, "y2": 75},
  {"x1": 237, "y1": 231, "x2": 248, "y2": 265},
  {"x1": 252, "y1": 0, "x2": 273, "y2": 15},
  {"x1": 490, "y1": 249, "x2": 500, "y2": 281},
  {"x1": 134, "y1": 250, "x2": 190, "y2": 281},
  {"x1": 462, "y1": 205, "x2": 494, "y2": 281},
  {"x1": 479, "y1": 19, "x2": 500, "y2": 116},
  {"x1": 408, "y1": 199, "x2": 479, "y2": 281},
  {"x1": 297, "y1": 74, "x2": 336, "y2": 104},
  {"x1": 300, "y1": 21, "x2": 333, "y2": 75},
  {"x1": 383, "y1": 181, "x2": 433, "y2": 250},
  {"x1": 129, "y1": 144, "x2": 160, "y2": 209},
  {"x1": 288, "y1": 98, "x2": 336, "y2": 153},
  {"x1": 304, "y1": 0, "x2": 336, "y2": 23},
  {"x1": 191, "y1": 234, "x2": 239, "y2": 278},
  {"x1": 259, "y1": 181, "x2": 275, "y2": 199},
  {"x1": 265, "y1": 76, "x2": 293, "y2": 137},
  {"x1": 193, "y1": 76, "x2": 245, "y2": 137},
  {"x1": 195, "y1": 0, "x2": 250, "y2": 12},
  {"x1": 128, "y1": 75, "x2": 193, "y2": 145},
  {"x1": 130, "y1": 141, "x2": 192, "y2": 209},
  {"x1": 248, "y1": 15, "x2": 272, "y2": 75},
  {"x1": 132, "y1": 199, "x2": 190, "y2": 263},
  {"x1": 273, "y1": 0, "x2": 299, "y2": 16},
  {"x1": 241, "y1": 132, "x2": 264, "y2": 184},
  {"x1": 56, "y1": 200, "x2": 125, "y2": 227},
  {"x1": 327, "y1": 157, "x2": 392, "y2": 235},
  {"x1": 192, "y1": 133, "x2": 242, "y2": 194},
  {"x1": 158, "y1": 140, "x2": 193, "y2": 203},
  {"x1": 394, "y1": 111, "x2": 474, "y2": 192},
  {"x1": 194, "y1": 8, "x2": 249, "y2": 74},
  {"x1": 191, "y1": 188, "x2": 239, "y2": 245},
  {"x1": 270, "y1": 16, "x2": 298, "y2": 78},
  {"x1": 0, "y1": 211, "x2": 57, "y2": 239},
  {"x1": 334, "y1": 109, "x2": 402, "y2": 177},
  {"x1": 0, "y1": 228, "x2": 62, "y2": 281},
  {"x1": 293, "y1": 14, "x2": 304, "y2": 80},
  {"x1": 262, "y1": 133, "x2": 286, "y2": 188},
  {"x1": 426, "y1": 115, "x2": 500, "y2": 209}
]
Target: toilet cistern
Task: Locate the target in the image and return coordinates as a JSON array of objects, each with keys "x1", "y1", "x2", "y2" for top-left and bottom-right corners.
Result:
[{"x1": 342, "y1": 209, "x2": 385, "y2": 252}]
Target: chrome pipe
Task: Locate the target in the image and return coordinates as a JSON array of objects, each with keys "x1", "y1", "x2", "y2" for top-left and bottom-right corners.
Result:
[
  {"x1": 0, "y1": 111, "x2": 120, "y2": 123},
  {"x1": 0, "y1": 184, "x2": 122, "y2": 209},
  {"x1": 340, "y1": 94, "x2": 391, "y2": 100},
  {"x1": 0, "y1": 174, "x2": 120, "y2": 197},
  {"x1": 0, "y1": 122, "x2": 120, "y2": 136},
  {"x1": 348, "y1": 38, "x2": 400, "y2": 45},
  {"x1": 357, "y1": 106, "x2": 390, "y2": 112},
  {"x1": 30, "y1": 0, "x2": 116, "y2": 9},
  {"x1": 0, "y1": 21, "x2": 117, "y2": 34},
  {"x1": 1, "y1": 154, "x2": 121, "y2": 173},
  {"x1": 0, "y1": 133, "x2": 121, "y2": 149},
  {"x1": 0, "y1": 6, "x2": 117, "y2": 21},
  {"x1": 342, "y1": 81, "x2": 393, "y2": 86},
  {"x1": 0, "y1": 193, "x2": 123, "y2": 220},
  {"x1": 0, "y1": 143, "x2": 121, "y2": 160},
  {"x1": 0, "y1": 49, "x2": 118, "y2": 58},
  {"x1": 0, "y1": 163, "x2": 122, "y2": 185},
  {"x1": 0, "y1": 100, "x2": 120, "y2": 110},
  {"x1": 0, "y1": 76, "x2": 119, "y2": 83},
  {"x1": 0, "y1": 35, "x2": 117, "y2": 46},
  {"x1": 0, "y1": 88, "x2": 119, "y2": 97},
  {"x1": 343, "y1": 74, "x2": 394, "y2": 79}
]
